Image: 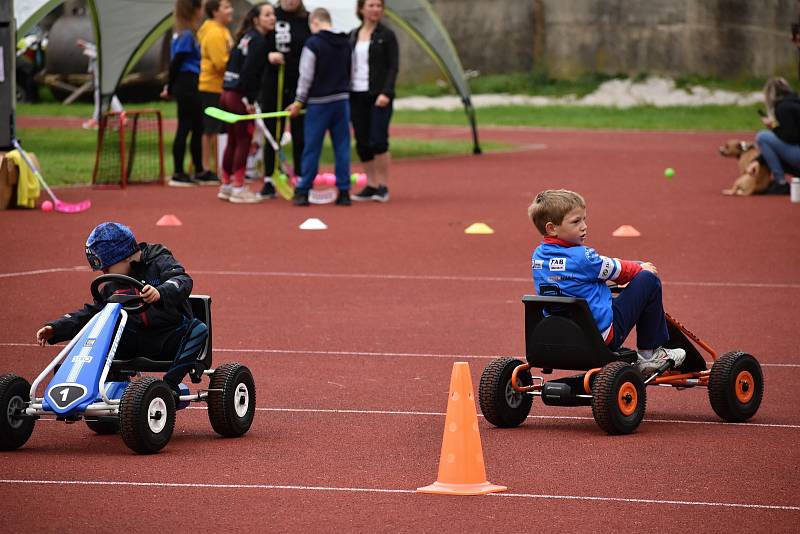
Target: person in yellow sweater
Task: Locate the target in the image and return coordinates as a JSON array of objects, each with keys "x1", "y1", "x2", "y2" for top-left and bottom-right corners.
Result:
[{"x1": 198, "y1": 0, "x2": 234, "y2": 182}]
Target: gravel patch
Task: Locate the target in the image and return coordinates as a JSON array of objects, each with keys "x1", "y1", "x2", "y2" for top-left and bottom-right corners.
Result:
[{"x1": 395, "y1": 76, "x2": 762, "y2": 110}]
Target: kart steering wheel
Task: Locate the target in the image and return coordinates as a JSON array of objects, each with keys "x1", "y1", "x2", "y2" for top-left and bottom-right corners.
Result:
[{"x1": 90, "y1": 274, "x2": 149, "y2": 314}]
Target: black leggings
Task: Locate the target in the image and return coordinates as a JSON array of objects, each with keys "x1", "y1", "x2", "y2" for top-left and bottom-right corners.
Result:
[
  {"x1": 172, "y1": 72, "x2": 204, "y2": 175},
  {"x1": 350, "y1": 92, "x2": 392, "y2": 162}
]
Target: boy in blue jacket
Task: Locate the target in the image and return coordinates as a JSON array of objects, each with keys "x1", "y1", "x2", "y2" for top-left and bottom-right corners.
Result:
[
  {"x1": 36, "y1": 222, "x2": 208, "y2": 394},
  {"x1": 287, "y1": 8, "x2": 352, "y2": 206},
  {"x1": 528, "y1": 190, "x2": 685, "y2": 375}
]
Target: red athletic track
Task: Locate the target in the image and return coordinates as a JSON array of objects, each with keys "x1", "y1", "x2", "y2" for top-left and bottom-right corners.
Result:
[{"x1": 1, "y1": 124, "x2": 799, "y2": 532}]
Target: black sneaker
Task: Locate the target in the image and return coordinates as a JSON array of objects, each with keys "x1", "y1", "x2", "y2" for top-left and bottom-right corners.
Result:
[
  {"x1": 373, "y1": 185, "x2": 389, "y2": 203},
  {"x1": 293, "y1": 191, "x2": 310, "y2": 206},
  {"x1": 765, "y1": 181, "x2": 790, "y2": 195},
  {"x1": 168, "y1": 172, "x2": 198, "y2": 187},
  {"x1": 352, "y1": 185, "x2": 379, "y2": 202},
  {"x1": 335, "y1": 189, "x2": 351, "y2": 206},
  {"x1": 259, "y1": 180, "x2": 276, "y2": 199},
  {"x1": 194, "y1": 170, "x2": 220, "y2": 186}
]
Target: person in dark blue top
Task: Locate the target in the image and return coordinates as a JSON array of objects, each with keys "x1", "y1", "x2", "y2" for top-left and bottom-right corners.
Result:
[
  {"x1": 218, "y1": 2, "x2": 278, "y2": 204},
  {"x1": 287, "y1": 8, "x2": 353, "y2": 206},
  {"x1": 163, "y1": 0, "x2": 216, "y2": 187}
]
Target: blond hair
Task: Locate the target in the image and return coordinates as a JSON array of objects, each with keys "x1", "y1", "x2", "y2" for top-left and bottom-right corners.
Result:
[
  {"x1": 310, "y1": 7, "x2": 331, "y2": 24},
  {"x1": 764, "y1": 77, "x2": 793, "y2": 118},
  {"x1": 528, "y1": 190, "x2": 586, "y2": 235}
]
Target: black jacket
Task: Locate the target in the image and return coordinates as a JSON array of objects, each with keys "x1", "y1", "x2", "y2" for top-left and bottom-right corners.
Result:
[
  {"x1": 47, "y1": 243, "x2": 194, "y2": 343},
  {"x1": 261, "y1": 7, "x2": 311, "y2": 105},
  {"x1": 296, "y1": 30, "x2": 352, "y2": 104},
  {"x1": 773, "y1": 95, "x2": 800, "y2": 145},
  {"x1": 349, "y1": 22, "x2": 399, "y2": 98},
  {"x1": 223, "y1": 29, "x2": 271, "y2": 102}
]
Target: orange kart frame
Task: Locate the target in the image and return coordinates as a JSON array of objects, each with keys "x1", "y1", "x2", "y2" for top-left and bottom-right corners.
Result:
[
  {"x1": 478, "y1": 294, "x2": 763, "y2": 435},
  {"x1": 509, "y1": 312, "x2": 719, "y2": 395}
]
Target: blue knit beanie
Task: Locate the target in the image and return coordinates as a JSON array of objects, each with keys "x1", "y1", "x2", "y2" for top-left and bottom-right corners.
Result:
[{"x1": 85, "y1": 222, "x2": 138, "y2": 271}]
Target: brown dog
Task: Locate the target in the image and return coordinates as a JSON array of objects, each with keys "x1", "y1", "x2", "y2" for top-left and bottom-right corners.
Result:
[{"x1": 718, "y1": 140, "x2": 771, "y2": 195}]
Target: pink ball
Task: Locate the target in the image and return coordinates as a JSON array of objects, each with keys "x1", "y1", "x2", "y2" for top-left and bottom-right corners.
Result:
[{"x1": 41, "y1": 200, "x2": 53, "y2": 212}]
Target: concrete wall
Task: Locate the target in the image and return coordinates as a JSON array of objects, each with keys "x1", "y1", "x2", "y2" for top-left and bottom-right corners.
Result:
[{"x1": 393, "y1": 0, "x2": 798, "y2": 84}]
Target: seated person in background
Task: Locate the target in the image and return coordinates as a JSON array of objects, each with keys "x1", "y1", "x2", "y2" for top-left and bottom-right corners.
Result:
[
  {"x1": 35, "y1": 222, "x2": 208, "y2": 396},
  {"x1": 528, "y1": 190, "x2": 685, "y2": 376},
  {"x1": 748, "y1": 77, "x2": 800, "y2": 195}
]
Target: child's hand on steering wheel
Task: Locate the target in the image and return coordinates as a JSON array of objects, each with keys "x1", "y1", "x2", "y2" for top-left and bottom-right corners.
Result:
[
  {"x1": 140, "y1": 284, "x2": 161, "y2": 304},
  {"x1": 36, "y1": 325, "x2": 54, "y2": 346}
]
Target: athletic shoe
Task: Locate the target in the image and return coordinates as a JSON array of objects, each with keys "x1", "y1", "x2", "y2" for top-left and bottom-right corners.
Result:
[
  {"x1": 168, "y1": 173, "x2": 198, "y2": 187},
  {"x1": 764, "y1": 181, "x2": 790, "y2": 195},
  {"x1": 217, "y1": 184, "x2": 232, "y2": 200},
  {"x1": 259, "y1": 180, "x2": 277, "y2": 199},
  {"x1": 636, "y1": 347, "x2": 686, "y2": 376},
  {"x1": 352, "y1": 185, "x2": 379, "y2": 202},
  {"x1": 373, "y1": 185, "x2": 389, "y2": 203},
  {"x1": 194, "y1": 170, "x2": 221, "y2": 186},
  {"x1": 228, "y1": 188, "x2": 263, "y2": 204},
  {"x1": 81, "y1": 118, "x2": 98, "y2": 130},
  {"x1": 335, "y1": 189, "x2": 351, "y2": 206},
  {"x1": 293, "y1": 191, "x2": 310, "y2": 206}
]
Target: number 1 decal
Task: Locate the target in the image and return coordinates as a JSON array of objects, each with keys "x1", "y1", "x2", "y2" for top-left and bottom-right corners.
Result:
[{"x1": 60, "y1": 388, "x2": 70, "y2": 402}]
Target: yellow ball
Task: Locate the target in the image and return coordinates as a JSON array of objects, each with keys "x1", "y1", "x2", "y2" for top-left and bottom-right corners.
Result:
[{"x1": 664, "y1": 167, "x2": 675, "y2": 178}]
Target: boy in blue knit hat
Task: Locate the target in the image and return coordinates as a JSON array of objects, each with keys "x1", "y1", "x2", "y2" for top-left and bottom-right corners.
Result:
[{"x1": 36, "y1": 222, "x2": 208, "y2": 394}]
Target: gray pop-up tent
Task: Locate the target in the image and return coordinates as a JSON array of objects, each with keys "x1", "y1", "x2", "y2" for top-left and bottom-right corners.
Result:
[{"x1": 16, "y1": 0, "x2": 480, "y2": 153}]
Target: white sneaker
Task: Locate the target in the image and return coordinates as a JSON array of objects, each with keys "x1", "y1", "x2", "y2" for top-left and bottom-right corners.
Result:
[
  {"x1": 636, "y1": 346, "x2": 686, "y2": 375},
  {"x1": 217, "y1": 184, "x2": 232, "y2": 200},
  {"x1": 228, "y1": 187, "x2": 263, "y2": 204}
]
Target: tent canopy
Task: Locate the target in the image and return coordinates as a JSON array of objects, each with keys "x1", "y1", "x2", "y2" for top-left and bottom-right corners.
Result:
[{"x1": 16, "y1": 0, "x2": 479, "y2": 152}]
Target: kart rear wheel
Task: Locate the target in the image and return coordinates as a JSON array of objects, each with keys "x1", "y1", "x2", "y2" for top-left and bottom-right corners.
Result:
[
  {"x1": 85, "y1": 419, "x2": 119, "y2": 435},
  {"x1": 207, "y1": 363, "x2": 256, "y2": 437},
  {"x1": 591, "y1": 361, "x2": 646, "y2": 435},
  {"x1": 708, "y1": 351, "x2": 763, "y2": 422},
  {"x1": 119, "y1": 377, "x2": 175, "y2": 454},
  {"x1": 479, "y1": 358, "x2": 532, "y2": 428},
  {"x1": 0, "y1": 374, "x2": 35, "y2": 451}
]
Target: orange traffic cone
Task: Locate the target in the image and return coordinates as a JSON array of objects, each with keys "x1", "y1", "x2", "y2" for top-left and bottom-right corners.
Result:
[
  {"x1": 156, "y1": 214, "x2": 182, "y2": 226},
  {"x1": 612, "y1": 224, "x2": 640, "y2": 237},
  {"x1": 417, "y1": 362, "x2": 507, "y2": 495}
]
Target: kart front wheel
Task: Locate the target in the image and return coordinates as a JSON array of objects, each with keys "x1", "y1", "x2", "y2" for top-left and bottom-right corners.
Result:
[
  {"x1": 207, "y1": 363, "x2": 256, "y2": 437},
  {"x1": 479, "y1": 358, "x2": 532, "y2": 428},
  {"x1": 591, "y1": 361, "x2": 646, "y2": 435},
  {"x1": 708, "y1": 351, "x2": 763, "y2": 422},
  {"x1": 119, "y1": 377, "x2": 175, "y2": 454},
  {"x1": 0, "y1": 374, "x2": 35, "y2": 451}
]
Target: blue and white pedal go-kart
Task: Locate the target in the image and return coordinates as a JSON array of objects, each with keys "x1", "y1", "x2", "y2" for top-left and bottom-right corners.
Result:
[{"x1": 0, "y1": 274, "x2": 256, "y2": 454}]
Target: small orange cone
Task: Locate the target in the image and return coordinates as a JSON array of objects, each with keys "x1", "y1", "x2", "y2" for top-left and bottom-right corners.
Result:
[
  {"x1": 417, "y1": 362, "x2": 507, "y2": 496},
  {"x1": 612, "y1": 224, "x2": 640, "y2": 237},
  {"x1": 156, "y1": 214, "x2": 182, "y2": 226}
]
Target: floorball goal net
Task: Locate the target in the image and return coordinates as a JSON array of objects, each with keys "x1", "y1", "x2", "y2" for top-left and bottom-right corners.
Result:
[{"x1": 92, "y1": 109, "x2": 165, "y2": 188}]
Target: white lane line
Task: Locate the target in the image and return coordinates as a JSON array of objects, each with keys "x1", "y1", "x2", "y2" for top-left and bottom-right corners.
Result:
[
  {"x1": 2, "y1": 342, "x2": 799, "y2": 368},
  {"x1": 0, "y1": 479, "x2": 797, "y2": 511},
  {"x1": 0, "y1": 267, "x2": 87, "y2": 279},
  {"x1": 180, "y1": 407, "x2": 800, "y2": 430},
  {"x1": 1, "y1": 266, "x2": 798, "y2": 289}
]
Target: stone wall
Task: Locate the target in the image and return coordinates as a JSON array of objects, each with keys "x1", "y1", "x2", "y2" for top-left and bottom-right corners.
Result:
[{"x1": 392, "y1": 0, "x2": 799, "y2": 83}]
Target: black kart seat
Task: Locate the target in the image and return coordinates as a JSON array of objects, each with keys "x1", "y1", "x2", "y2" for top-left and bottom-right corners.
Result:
[
  {"x1": 523, "y1": 295, "x2": 636, "y2": 371},
  {"x1": 110, "y1": 295, "x2": 213, "y2": 375}
]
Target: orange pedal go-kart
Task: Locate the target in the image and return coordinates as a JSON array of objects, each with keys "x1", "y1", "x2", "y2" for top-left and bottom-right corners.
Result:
[{"x1": 479, "y1": 293, "x2": 763, "y2": 435}]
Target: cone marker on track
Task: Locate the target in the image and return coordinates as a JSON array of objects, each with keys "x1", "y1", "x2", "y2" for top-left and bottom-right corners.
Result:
[
  {"x1": 612, "y1": 224, "x2": 640, "y2": 237},
  {"x1": 299, "y1": 218, "x2": 327, "y2": 230},
  {"x1": 465, "y1": 222, "x2": 494, "y2": 235},
  {"x1": 156, "y1": 214, "x2": 182, "y2": 226},
  {"x1": 417, "y1": 362, "x2": 507, "y2": 496}
]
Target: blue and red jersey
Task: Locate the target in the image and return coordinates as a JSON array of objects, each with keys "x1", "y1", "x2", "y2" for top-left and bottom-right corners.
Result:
[{"x1": 532, "y1": 237, "x2": 641, "y2": 343}]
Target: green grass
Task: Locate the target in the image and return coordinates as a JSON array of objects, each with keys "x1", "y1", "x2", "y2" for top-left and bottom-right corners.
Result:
[
  {"x1": 394, "y1": 104, "x2": 763, "y2": 131},
  {"x1": 17, "y1": 126, "x2": 509, "y2": 186}
]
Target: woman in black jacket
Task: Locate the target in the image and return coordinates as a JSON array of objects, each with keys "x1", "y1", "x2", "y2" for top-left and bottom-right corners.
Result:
[
  {"x1": 349, "y1": 0, "x2": 398, "y2": 203},
  {"x1": 749, "y1": 77, "x2": 800, "y2": 195}
]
